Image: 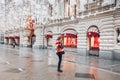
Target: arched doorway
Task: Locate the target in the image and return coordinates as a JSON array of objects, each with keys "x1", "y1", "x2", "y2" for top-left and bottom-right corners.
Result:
[
  {"x1": 87, "y1": 26, "x2": 100, "y2": 50},
  {"x1": 87, "y1": 26, "x2": 100, "y2": 56},
  {"x1": 61, "y1": 29, "x2": 77, "y2": 48}
]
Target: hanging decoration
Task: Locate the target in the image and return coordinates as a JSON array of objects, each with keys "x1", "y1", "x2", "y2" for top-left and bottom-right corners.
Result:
[
  {"x1": 45, "y1": 34, "x2": 52, "y2": 38},
  {"x1": 26, "y1": 15, "x2": 35, "y2": 45}
]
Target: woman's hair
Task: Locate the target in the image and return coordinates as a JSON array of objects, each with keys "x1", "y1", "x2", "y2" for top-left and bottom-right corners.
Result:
[{"x1": 57, "y1": 36, "x2": 62, "y2": 40}]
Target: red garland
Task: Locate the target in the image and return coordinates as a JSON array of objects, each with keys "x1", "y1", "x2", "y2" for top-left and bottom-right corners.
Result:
[{"x1": 45, "y1": 34, "x2": 52, "y2": 38}]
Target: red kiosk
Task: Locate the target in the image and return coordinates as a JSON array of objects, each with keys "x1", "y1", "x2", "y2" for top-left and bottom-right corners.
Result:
[
  {"x1": 87, "y1": 26, "x2": 100, "y2": 50},
  {"x1": 61, "y1": 29, "x2": 77, "y2": 48}
]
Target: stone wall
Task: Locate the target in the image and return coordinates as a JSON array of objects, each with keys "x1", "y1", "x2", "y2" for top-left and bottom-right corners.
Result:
[{"x1": 42, "y1": 11, "x2": 116, "y2": 51}]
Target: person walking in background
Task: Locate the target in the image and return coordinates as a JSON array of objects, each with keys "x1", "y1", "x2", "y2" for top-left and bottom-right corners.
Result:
[
  {"x1": 55, "y1": 36, "x2": 65, "y2": 72},
  {"x1": 12, "y1": 40, "x2": 16, "y2": 48}
]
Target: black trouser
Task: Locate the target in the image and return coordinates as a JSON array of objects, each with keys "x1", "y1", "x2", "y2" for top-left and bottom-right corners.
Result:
[{"x1": 57, "y1": 52, "x2": 63, "y2": 70}]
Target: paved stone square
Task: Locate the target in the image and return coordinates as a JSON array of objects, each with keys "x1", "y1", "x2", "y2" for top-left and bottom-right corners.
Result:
[{"x1": 0, "y1": 45, "x2": 120, "y2": 80}]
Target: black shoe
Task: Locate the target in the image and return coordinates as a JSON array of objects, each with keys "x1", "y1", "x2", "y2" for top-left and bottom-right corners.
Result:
[{"x1": 58, "y1": 70, "x2": 63, "y2": 72}]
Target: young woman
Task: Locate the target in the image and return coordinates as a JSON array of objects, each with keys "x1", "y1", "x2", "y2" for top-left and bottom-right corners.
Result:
[{"x1": 55, "y1": 36, "x2": 65, "y2": 72}]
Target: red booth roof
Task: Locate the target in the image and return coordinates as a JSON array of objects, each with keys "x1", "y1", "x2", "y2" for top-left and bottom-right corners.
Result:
[
  {"x1": 45, "y1": 34, "x2": 52, "y2": 38},
  {"x1": 5, "y1": 36, "x2": 20, "y2": 39},
  {"x1": 14, "y1": 36, "x2": 20, "y2": 39},
  {"x1": 9, "y1": 36, "x2": 14, "y2": 39},
  {"x1": 5, "y1": 37, "x2": 9, "y2": 39}
]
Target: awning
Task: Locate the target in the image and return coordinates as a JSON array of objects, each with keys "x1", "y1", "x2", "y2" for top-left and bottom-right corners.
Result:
[
  {"x1": 5, "y1": 36, "x2": 20, "y2": 39},
  {"x1": 9, "y1": 36, "x2": 14, "y2": 39},
  {"x1": 5, "y1": 37, "x2": 9, "y2": 39},
  {"x1": 87, "y1": 27, "x2": 99, "y2": 37},
  {"x1": 45, "y1": 34, "x2": 52, "y2": 38},
  {"x1": 45, "y1": 31, "x2": 52, "y2": 38},
  {"x1": 61, "y1": 33, "x2": 77, "y2": 38},
  {"x1": 14, "y1": 36, "x2": 20, "y2": 39},
  {"x1": 87, "y1": 32, "x2": 99, "y2": 37}
]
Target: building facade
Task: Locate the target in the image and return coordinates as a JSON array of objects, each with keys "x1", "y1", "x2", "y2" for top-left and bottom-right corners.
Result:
[{"x1": 1, "y1": 0, "x2": 120, "y2": 59}]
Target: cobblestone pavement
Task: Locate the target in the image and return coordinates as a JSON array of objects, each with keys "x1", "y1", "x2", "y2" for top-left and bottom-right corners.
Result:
[{"x1": 0, "y1": 44, "x2": 120, "y2": 80}]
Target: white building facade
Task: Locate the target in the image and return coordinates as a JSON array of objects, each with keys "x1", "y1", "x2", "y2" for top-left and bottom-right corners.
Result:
[{"x1": 1, "y1": 0, "x2": 120, "y2": 59}]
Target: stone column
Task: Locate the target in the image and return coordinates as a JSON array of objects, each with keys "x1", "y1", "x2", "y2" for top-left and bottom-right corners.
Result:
[
  {"x1": 19, "y1": 29, "x2": 23, "y2": 47},
  {"x1": 114, "y1": 28, "x2": 118, "y2": 45},
  {"x1": 116, "y1": 0, "x2": 120, "y2": 7},
  {"x1": 61, "y1": 0, "x2": 65, "y2": 17},
  {"x1": 76, "y1": 0, "x2": 80, "y2": 17},
  {"x1": 4, "y1": 33, "x2": 9, "y2": 45},
  {"x1": 20, "y1": 28, "x2": 30, "y2": 47},
  {"x1": 33, "y1": 27, "x2": 44, "y2": 49}
]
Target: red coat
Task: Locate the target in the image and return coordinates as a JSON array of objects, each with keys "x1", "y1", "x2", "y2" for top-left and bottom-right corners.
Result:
[{"x1": 55, "y1": 41, "x2": 64, "y2": 54}]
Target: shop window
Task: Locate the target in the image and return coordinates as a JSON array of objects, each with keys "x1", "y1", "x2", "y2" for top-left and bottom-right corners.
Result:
[
  {"x1": 62, "y1": 33, "x2": 77, "y2": 48},
  {"x1": 87, "y1": 26, "x2": 100, "y2": 50},
  {"x1": 90, "y1": 36, "x2": 99, "y2": 49}
]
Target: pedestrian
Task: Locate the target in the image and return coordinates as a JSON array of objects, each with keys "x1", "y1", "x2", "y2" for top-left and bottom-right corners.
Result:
[
  {"x1": 12, "y1": 41, "x2": 16, "y2": 48},
  {"x1": 55, "y1": 36, "x2": 65, "y2": 72},
  {"x1": 32, "y1": 35, "x2": 36, "y2": 45}
]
